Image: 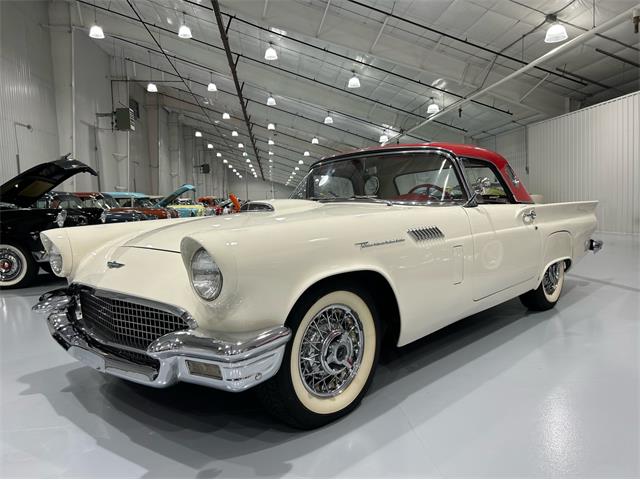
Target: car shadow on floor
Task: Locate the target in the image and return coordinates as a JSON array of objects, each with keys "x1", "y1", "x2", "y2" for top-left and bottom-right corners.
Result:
[{"x1": 16, "y1": 278, "x2": 598, "y2": 477}]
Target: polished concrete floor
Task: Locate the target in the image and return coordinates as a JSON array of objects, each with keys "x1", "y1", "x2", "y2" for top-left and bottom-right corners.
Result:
[{"x1": 1, "y1": 232, "x2": 638, "y2": 477}]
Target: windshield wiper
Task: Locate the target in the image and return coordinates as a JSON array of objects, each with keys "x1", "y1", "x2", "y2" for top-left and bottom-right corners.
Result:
[{"x1": 312, "y1": 195, "x2": 392, "y2": 206}]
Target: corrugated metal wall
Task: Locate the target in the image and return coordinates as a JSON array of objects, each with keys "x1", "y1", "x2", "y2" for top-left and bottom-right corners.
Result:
[
  {"x1": 0, "y1": 1, "x2": 60, "y2": 181},
  {"x1": 527, "y1": 91, "x2": 639, "y2": 234},
  {"x1": 477, "y1": 126, "x2": 528, "y2": 180}
]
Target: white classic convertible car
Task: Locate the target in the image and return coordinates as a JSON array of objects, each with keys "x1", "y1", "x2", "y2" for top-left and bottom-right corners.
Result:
[{"x1": 34, "y1": 143, "x2": 603, "y2": 429}]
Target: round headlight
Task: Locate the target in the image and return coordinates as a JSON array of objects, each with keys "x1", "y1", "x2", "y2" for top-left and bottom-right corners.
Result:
[
  {"x1": 190, "y1": 248, "x2": 222, "y2": 300},
  {"x1": 49, "y1": 243, "x2": 63, "y2": 276},
  {"x1": 55, "y1": 210, "x2": 67, "y2": 228}
]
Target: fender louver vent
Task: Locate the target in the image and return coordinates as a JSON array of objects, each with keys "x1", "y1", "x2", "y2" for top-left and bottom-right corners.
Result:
[{"x1": 408, "y1": 227, "x2": 444, "y2": 242}]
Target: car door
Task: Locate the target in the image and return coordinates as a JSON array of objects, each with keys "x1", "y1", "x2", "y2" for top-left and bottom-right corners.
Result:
[{"x1": 461, "y1": 158, "x2": 541, "y2": 301}]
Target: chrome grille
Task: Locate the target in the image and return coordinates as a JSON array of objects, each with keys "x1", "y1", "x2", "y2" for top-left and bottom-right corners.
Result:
[{"x1": 78, "y1": 291, "x2": 190, "y2": 350}]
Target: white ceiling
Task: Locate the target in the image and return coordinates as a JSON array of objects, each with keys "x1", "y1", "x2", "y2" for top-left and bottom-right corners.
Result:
[{"x1": 76, "y1": 0, "x2": 639, "y2": 185}]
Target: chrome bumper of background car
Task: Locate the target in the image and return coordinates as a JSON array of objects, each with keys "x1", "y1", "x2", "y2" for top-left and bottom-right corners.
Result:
[
  {"x1": 33, "y1": 290, "x2": 291, "y2": 392},
  {"x1": 588, "y1": 238, "x2": 604, "y2": 253}
]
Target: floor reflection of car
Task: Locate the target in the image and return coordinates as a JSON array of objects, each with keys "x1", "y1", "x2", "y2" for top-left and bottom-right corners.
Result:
[
  {"x1": 104, "y1": 191, "x2": 177, "y2": 219},
  {"x1": 0, "y1": 155, "x2": 101, "y2": 288},
  {"x1": 72, "y1": 192, "x2": 154, "y2": 222}
]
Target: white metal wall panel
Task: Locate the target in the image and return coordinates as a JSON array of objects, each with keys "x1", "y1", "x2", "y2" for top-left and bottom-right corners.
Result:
[
  {"x1": 0, "y1": 1, "x2": 60, "y2": 182},
  {"x1": 527, "y1": 91, "x2": 639, "y2": 234},
  {"x1": 477, "y1": 127, "x2": 528, "y2": 181}
]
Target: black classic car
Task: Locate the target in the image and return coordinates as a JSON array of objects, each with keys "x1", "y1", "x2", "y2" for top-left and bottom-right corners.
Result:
[{"x1": 0, "y1": 155, "x2": 103, "y2": 288}]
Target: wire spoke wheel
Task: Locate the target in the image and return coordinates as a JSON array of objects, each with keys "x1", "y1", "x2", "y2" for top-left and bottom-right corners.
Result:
[
  {"x1": 0, "y1": 247, "x2": 23, "y2": 283},
  {"x1": 542, "y1": 262, "x2": 561, "y2": 295},
  {"x1": 298, "y1": 304, "x2": 364, "y2": 397}
]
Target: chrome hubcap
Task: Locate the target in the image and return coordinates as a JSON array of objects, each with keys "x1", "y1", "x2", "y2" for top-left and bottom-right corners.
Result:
[
  {"x1": 298, "y1": 304, "x2": 364, "y2": 397},
  {"x1": 0, "y1": 248, "x2": 21, "y2": 282},
  {"x1": 543, "y1": 262, "x2": 561, "y2": 295}
]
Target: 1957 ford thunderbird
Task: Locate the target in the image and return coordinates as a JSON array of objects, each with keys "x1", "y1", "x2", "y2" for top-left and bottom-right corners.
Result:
[{"x1": 34, "y1": 143, "x2": 603, "y2": 429}]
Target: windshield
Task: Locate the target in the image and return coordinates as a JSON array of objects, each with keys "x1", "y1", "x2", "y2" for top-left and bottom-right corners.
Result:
[
  {"x1": 81, "y1": 197, "x2": 108, "y2": 209},
  {"x1": 291, "y1": 150, "x2": 467, "y2": 205},
  {"x1": 52, "y1": 195, "x2": 83, "y2": 209},
  {"x1": 102, "y1": 196, "x2": 120, "y2": 209}
]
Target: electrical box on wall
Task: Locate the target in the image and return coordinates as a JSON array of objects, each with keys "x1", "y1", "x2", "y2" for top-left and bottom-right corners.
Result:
[
  {"x1": 200, "y1": 164, "x2": 211, "y2": 174},
  {"x1": 115, "y1": 108, "x2": 135, "y2": 131}
]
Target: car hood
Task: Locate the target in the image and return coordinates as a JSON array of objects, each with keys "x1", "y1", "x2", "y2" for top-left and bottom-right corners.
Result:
[
  {"x1": 155, "y1": 184, "x2": 196, "y2": 208},
  {"x1": 0, "y1": 155, "x2": 97, "y2": 207},
  {"x1": 121, "y1": 199, "x2": 393, "y2": 252}
]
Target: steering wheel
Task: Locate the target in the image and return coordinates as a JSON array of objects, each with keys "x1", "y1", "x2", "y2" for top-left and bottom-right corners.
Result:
[{"x1": 396, "y1": 183, "x2": 451, "y2": 202}]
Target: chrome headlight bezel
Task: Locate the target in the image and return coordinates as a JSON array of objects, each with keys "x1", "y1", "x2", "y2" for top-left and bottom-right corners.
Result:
[
  {"x1": 55, "y1": 210, "x2": 67, "y2": 228},
  {"x1": 190, "y1": 248, "x2": 223, "y2": 301},
  {"x1": 49, "y1": 243, "x2": 63, "y2": 275}
]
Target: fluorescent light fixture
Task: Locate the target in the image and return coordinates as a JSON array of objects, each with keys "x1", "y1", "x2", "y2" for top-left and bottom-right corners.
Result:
[
  {"x1": 324, "y1": 114, "x2": 333, "y2": 124},
  {"x1": 347, "y1": 72, "x2": 360, "y2": 88},
  {"x1": 303, "y1": 151, "x2": 309, "y2": 156},
  {"x1": 89, "y1": 25, "x2": 105, "y2": 39},
  {"x1": 207, "y1": 82, "x2": 217, "y2": 92},
  {"x1": 146, "y1": 82, "x2": 158, "y2": 93},
  {"x1": 195, "y1": 131, "x2": 202, "y2": 137},
  {"x1": 267, "y1": 95, "x2": 276, "y2": 106},
  {"x1": 238, "y1": 143, "x2": 244, "y2": 148},
  {"x1": 311, "y1": 137, "x2": 319, "y2": 144},
  {"x1": 379, "y1": 133, "x2": 389, "y2": 143},
  {"x1": 207, "y1": 143, "x2": 213, "y2": 149},
  {"x1": 267, "y1": 123, "x2": 275, "y2": 130},
  {"x1": 231, "y1": 131, "x2": 238, "y2": 137},
  {"x1": 265, "y1": 44, "x2": 278, "y2": 60},
  {"x1": 178, "y1": 24, "x2": 192, "y2": 39},
  {"x1": 268, "y1": 139, "x2": 275, "y2": 145},
  {"x1": 545, "y1": 22, "x2": 568, "y2": 43},
  {"x1": 216, "y1": 152, "x2": 222, "y2": 157}
]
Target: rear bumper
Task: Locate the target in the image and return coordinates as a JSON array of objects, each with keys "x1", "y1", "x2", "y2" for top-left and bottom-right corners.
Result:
[{"x1": 33, "y1": 289, "x2": 290, "y2": 392}]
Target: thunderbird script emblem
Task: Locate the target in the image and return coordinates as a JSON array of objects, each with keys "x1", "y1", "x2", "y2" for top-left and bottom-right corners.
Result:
[{"x1": 107, "y1": 260, "x2": 125, "y2": 269}]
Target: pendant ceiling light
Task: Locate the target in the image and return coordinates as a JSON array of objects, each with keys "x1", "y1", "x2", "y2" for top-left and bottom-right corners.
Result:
[
  {"x1": 267, "y1": 123, "x2": 275, "y2": 130},
  {"x1": 266, "y1": 94, "x2": 276, "y2": 106},
  {"x1": 264, "y1": 43, "x2": 278, "y2": 61},
  {"x1": 89, "y1": 25, "x2": 105, "y2": 39},
  {"x1": 216, "y1": 152, "x2": 222, "y2": 157},
  {"x1": 347, "y1": 71, "x2": 360, "y2": 89},
  {"x1": 207, "y1": 82, "x2": 217, "y2": 92},
  {"x1": 268, "y1": 139, "x2": 275, "y2": 145},
  {"x1": 195, "y1": 131, "x2": 202, "y2": 137},
  {"x1": 207, "y1": 143, "x2": 213, "y2": 149},
  {"x1": 222, "y1": 112, "x2": 230, "y2": 120},
  {"x1": 268, "y1": 151, "x2": 274, "y2": 155},
  {"x1": 427, "y1": 97, "x2": 440, "y2": 115},
  {"x1": 303, "y1": 151, "x2": 309, "y2": 156},
  {"x1": 379, "y1": 133, "x2": 389, "y2": 143},
  {"x1": 298, "y1": 159, "x2": 304, "y2": 164},
  {"x1": 178, "y1": 24, "x2": 192, "y2": 39},
  {"x1": 544, "y1": 15, "x2": 568, "y2": 43},
  {"x1": 238, "y1": 143, "x2": 244, "y2": 148},
  {"x1": 324, "y1": 113, "x2": 333, "y2": 124},
  {"x1": 146, "y1": 82, "x2": 158, "y2": 93},
  {"x1": 231, "y1": 130, "x2": 238, "y2": 137},
  {"x1": 311, "y1": 137, "x2": 319, "y2": 144}
]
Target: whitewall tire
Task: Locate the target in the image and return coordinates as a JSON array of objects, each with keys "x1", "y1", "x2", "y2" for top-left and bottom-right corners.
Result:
[
  {"x1": 0, "y1": 243, "x2": 37, "y2": 289},
  {"x1": 259, "y1": 281, "x2": 381, "y2": 429},
  {"x1": 519, "y1": 260, "x2": 565, "y2": 311}
]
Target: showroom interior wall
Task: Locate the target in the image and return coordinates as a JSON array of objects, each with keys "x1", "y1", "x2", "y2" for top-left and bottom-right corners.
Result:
[
  {"x1": 527, "y1": 91, "x2": 639, "y2": 234},
  {"x1": 477, "y1": 91, "x2": 639, "y2": 234},
  {"x1": 0, "y1": 1, "x2": 60, "y2": 182}
]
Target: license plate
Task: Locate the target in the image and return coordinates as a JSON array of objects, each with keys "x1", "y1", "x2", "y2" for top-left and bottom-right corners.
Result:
[{"x1": 69, "y1": 346, "x2": 106, "y2": 372}]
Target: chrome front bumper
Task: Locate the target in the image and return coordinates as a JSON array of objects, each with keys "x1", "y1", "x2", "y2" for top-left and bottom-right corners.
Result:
[{"x1": 33, "y1": 289, "x2": 291, "y2": 392}]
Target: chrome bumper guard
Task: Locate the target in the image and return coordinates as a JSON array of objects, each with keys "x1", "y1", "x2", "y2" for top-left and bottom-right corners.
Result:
[{"x1": 33, "y1": 289, "x2": 291, "y2": 392}]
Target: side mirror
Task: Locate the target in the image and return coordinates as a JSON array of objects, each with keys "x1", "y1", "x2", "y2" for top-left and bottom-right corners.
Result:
[{"x1": 473, "y1": 177, "x2": 492, "y2": 194}]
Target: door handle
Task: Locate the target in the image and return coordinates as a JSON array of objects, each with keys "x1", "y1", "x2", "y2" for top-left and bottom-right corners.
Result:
[{"x1": 523, "y1": 209, "x2": 536, "y2": 224}]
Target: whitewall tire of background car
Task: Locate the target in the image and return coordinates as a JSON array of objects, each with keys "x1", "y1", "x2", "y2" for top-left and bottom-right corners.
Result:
[
  {"x1": 259, "y1": 281, "x2": 381, "y2": 429},
  {"x1": 0, "y1": 243, "x2": 37, "y2": 289},
  {"x1": 519, "y1": 260, "x2": 565, "y2": 311}
]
